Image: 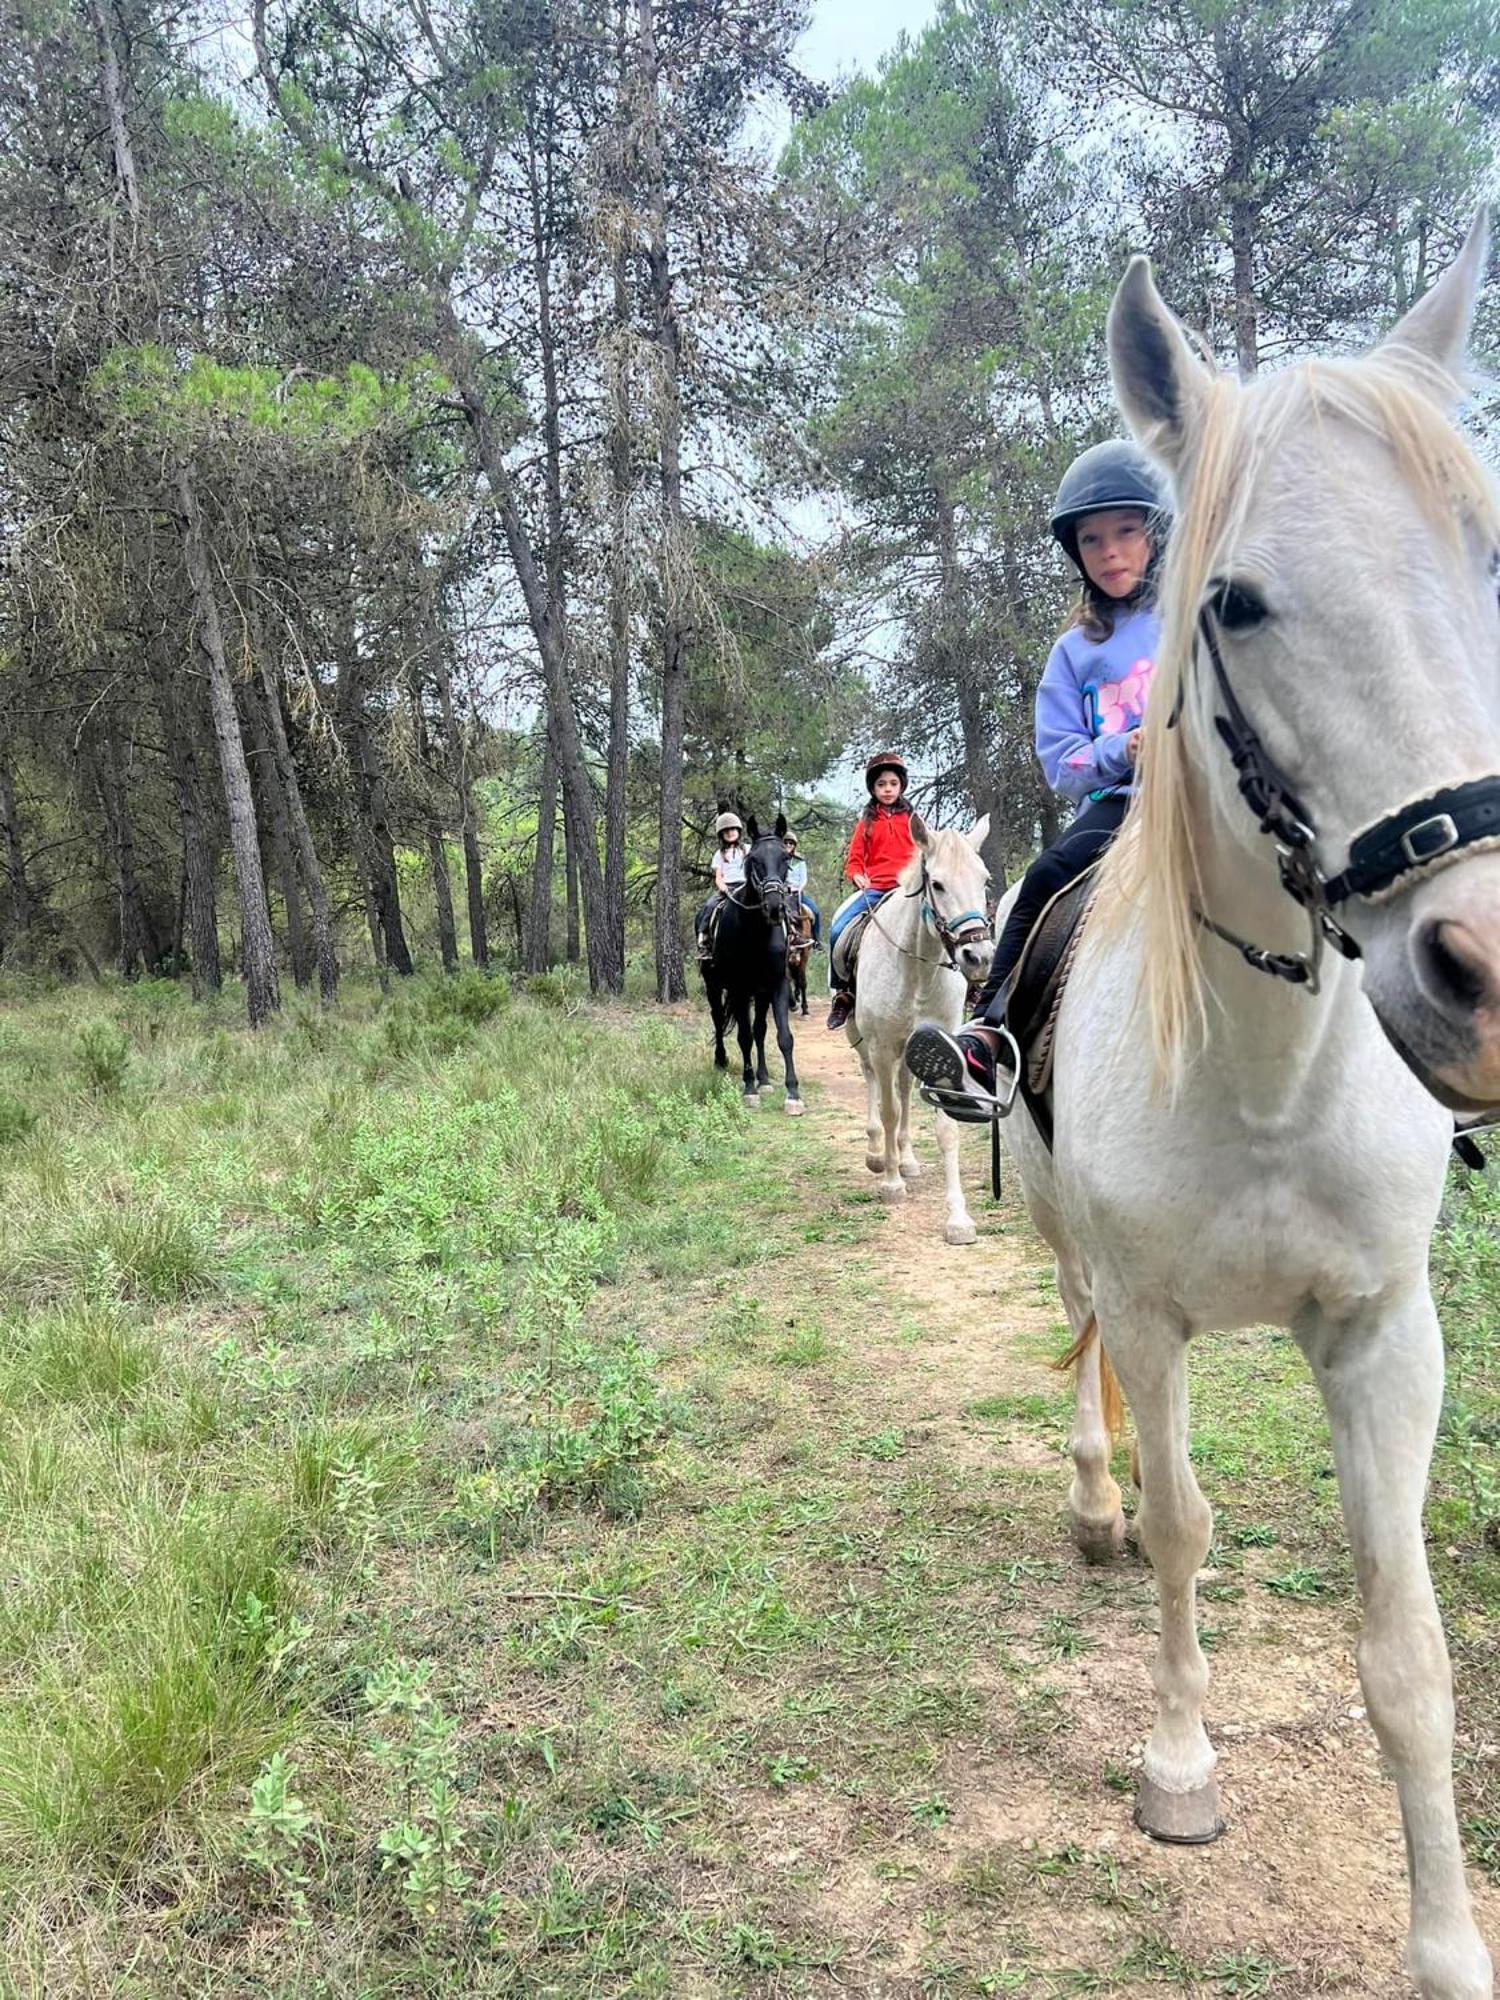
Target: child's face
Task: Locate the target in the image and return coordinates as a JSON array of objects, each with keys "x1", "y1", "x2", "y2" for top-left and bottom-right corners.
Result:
[
  {"x1": 723, "y1": 828, "x2": 740, "y2": 845},
  {"x1": 1076, "y1": 508, "x2": 1152, "y2": 599},
  {"x1": 783, "y1": 839, "x2": 796, "y2": 856},
  {"x1": 872, "y1": 771, "x2": 902, "y2": 805}
]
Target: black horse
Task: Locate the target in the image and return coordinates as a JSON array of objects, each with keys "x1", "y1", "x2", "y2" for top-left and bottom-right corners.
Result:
[{"x1": 702, "y1": 813, "x2": 804, "y2": 1115}]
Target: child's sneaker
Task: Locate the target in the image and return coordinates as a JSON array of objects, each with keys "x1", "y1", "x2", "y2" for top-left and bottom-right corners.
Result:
[{"x1": 904, "y1": 1024, "x2": 1012, "y2": 1121}]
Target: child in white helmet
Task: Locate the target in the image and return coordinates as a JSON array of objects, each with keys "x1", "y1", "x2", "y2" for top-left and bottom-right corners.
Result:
[{"x1": 696, "y1": 810, "x2": 747, "y2": 962}]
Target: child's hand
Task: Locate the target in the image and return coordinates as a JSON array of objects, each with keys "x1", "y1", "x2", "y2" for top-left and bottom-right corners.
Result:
[
  {"x1": 853, "y1": 872, "x2": 871, "y2": 890},
  {"x1": 1125, "y1": 729, "x2": 1142, "y2": 766}
]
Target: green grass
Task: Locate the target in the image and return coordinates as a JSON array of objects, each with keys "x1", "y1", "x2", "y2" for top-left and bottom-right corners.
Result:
[{"x1": 0, "y1": 972, "x2": 1494, "y2": 1995}]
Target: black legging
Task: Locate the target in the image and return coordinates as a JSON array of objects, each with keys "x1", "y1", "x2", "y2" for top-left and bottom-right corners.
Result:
[{"x1": 971, "y1": 792, "x2": 1129, "y2": 1026}]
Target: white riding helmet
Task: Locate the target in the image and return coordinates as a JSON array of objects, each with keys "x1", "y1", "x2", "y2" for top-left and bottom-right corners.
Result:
[{"x1": 714, "y1": 811, "x2": 743, "y2": 836}]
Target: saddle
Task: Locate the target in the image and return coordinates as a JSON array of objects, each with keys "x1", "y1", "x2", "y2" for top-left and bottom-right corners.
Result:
[
  {"x1": 998, "y1": 862, "x2": 1101, "y2": 1150},
  {"x1": 830, "y1": 895, "x2": 888, "y2": 986}
]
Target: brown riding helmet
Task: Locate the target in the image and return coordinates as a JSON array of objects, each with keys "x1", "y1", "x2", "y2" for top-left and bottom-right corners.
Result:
[{"x1": 865, "y1": 751, "x2": 908, "y2": 794}]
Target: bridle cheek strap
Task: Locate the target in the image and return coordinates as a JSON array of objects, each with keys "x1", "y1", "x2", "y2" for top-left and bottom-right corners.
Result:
[
  {"x1": 1190, "y1": 604, "x2": 1500, "y2": 1121},
  {"x1": 1190, "y1": 607, "x2": 1500, "y2": 986},
  {"x1": 909, "y1": 859, "x2": 988, "y2": 971}
]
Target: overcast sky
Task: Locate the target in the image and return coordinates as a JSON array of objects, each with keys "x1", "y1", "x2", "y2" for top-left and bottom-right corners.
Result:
[{"x1": 795, "y1": 0, "x2": 936, "y2": 87}]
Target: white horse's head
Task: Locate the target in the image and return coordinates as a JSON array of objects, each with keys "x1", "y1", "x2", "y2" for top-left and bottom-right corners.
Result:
[
  {"x1": 906, "y1": 814, "x2": 995, "y2": 985},
  {"x1": 1108, "y1": 215, "x2": 1500, "y2": 1110}
]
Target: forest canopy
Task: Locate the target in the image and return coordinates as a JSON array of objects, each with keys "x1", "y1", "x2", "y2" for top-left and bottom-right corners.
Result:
[{"x1": 2, "y1": 0, "x2": 1495, "y2": 1015}]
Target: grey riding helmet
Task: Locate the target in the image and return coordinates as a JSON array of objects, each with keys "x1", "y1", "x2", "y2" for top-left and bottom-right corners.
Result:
[{"x1": 1049, "y1": 441, "x2": 1170, "y2": 571}]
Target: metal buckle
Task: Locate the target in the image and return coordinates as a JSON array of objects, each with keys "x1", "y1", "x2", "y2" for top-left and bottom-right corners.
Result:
[{"x1": 1401, "y1": 813, "x2": 1459, "y2": 866}]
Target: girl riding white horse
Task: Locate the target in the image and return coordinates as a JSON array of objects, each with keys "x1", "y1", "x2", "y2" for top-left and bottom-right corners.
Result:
[
  {"x1": 927, "y1": 222, "x2": 1497, "y2": 2000},
  {"x1": 845, "y1": 816, "x2": 994, "y2": 1242}
]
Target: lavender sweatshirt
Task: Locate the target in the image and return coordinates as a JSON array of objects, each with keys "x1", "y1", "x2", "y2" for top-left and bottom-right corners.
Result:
[{"x1": 1034, "y1": 604, "x2": 1161, "y2": 806}]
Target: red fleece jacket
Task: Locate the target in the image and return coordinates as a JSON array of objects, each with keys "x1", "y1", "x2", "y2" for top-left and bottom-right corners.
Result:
[{"x1": 845, "y1": 804, "x2": 916, "y2": 891}]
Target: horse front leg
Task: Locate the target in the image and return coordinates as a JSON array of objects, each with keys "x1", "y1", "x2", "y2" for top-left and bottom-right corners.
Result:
[
  {"x1": 1300, "y1": 1290, "x2": 1491, "y2": 2000},
  {"x1": 897, "y1": 1062, "x2": 922, "y2": 1180},
  {"x1": 858, "y1": 1044, "x2": 884, "y2": 1175},
  {"x1": 735, "y1": 999, "x2": 758, "y2": 1105},
  {"x1": 751, "y1": 993, "x2": 772, "y2": 1092},
  {"x1": 772, "y1": 980, "x2": 803, "y2": 1116},
  {"x1": 1100, "y1": 1299, "x2": 1220, "y2": 1844},
  {"x1": 932, "y1": 1104, "x2": 977, "y2": 1246},
  {"x1": 875, "y1": 1051, "x2": 905, "y2": 1202},
  {"x1": 706, "y1": 977, "x2": 728, "y2": 1070}
]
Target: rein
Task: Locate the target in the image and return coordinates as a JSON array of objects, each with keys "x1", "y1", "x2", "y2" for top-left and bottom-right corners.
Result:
[{"x1": 1186, "y1": 603, "x2": 1500, "y2": 1116}]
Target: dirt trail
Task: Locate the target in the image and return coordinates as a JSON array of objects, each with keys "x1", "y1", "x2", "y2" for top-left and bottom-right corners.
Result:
[{"x1": 784, "y1": 1023, "x2": 1500, "y2": 1997}]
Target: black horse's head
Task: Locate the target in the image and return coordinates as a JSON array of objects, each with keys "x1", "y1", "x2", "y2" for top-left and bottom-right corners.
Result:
[{"x1": 744, "y1": 813, "x2": 792, "y2": 925}]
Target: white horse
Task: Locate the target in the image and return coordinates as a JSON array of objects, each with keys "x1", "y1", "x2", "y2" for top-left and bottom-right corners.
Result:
[
  {"x1": 848, "y1": 817, "x2": 994, "y2": 1242},
  {"x1": 1000, "y1": 222, "x2": 1498, "y2": 1997}
]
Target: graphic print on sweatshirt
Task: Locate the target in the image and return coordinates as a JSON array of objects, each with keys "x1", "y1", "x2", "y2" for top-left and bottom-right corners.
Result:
[{"x1": 1085, "y1": 657, "x2": 1155, "y2": 739}]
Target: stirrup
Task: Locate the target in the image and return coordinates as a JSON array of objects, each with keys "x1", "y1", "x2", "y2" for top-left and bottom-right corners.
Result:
[{"x1": 916, "y1": 1027, "x2": 1023, "y2": 1124}]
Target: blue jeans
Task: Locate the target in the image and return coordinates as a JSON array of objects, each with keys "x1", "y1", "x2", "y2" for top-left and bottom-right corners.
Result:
[{"x1": 827, "y1": 889, "x2": 883, "y2": 990}]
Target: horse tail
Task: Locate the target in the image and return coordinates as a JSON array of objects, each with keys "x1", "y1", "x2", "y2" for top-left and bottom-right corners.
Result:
[{"x1": 1053, "y1": 1313, "x2": 1124, "y2": 1443}]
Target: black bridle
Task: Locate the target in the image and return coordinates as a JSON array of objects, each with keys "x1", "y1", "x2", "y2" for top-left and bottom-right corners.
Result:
[
  {"x1": 1186, "y1": 602, "x2": 1500, "y2": 1116},
  {"x1": 731, "y1": 841, "x2": 793, "y2": 927}
]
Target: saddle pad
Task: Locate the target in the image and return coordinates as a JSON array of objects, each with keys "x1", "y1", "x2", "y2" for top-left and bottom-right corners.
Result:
[{"x1": 1002, "y1": 863, "x2": 1100, "y2": 1103}]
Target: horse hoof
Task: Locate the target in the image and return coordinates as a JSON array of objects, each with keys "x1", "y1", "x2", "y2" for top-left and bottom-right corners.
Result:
[
  {"x1": 1072, "y1": 1511, "x2": 1127, "y2": 1564},
  {"x1": 784, "y1": 1097, "x2": 805, "y2": 1118},
  {"x1": 865, "y1": 1152, "x2": 885, "y2": 1175},
  {"x1": 743, "y1": 1091, "x2": 761, "y2": 1109},
  {"x1": 943, "y1": 1218, "x2": 977, "y2": 1246},
  {"x1": 899, "y1": 1159, "x2": 923, "y2": 1181},
  {"x1": 1134, "y1": 1775, "x2": 1224, "y2": 1846},
  {"x1": 878, "y1": 1178, "x2": 906, "y2": 1203}
]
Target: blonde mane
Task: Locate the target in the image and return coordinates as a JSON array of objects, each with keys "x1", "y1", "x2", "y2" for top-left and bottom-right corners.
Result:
[{"x1": 1097, "y1": 349, "x2": 1500, "y2": 1089}]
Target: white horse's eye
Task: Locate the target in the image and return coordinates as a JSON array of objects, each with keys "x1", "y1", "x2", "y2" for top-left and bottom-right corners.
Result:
[
  {"x1": 932, "y1": 880, "x2": 945, "y2": 894},
  {"x1": 1212, "y1": 580, "x2": 1269, "y2": 633}
]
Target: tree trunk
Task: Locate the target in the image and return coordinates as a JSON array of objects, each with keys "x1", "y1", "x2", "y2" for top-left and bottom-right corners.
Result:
[
  {"x1": 174, "y1": 460, "x2": 279, "y2": 1025},
  {"x1": 252, "y1": 638, "x2": 338, "y2": 1005},
  {"x1": 525, "y1": 726, "x2": 558, "y2": 973},
  {"x1": 434, "y1": 659, "x2": 487, "y2": 969},
  {"x1": 153, "y1": 654, "x2": 223, "y2": 996},
  {"x1": 88, "y1": 0, "x2": 140, "y2": 222},
  {"x1": 601, "y1": 233, "x2": 633, "y2": 994},
  {"x1": 413, "y1": 671, "x2": 459, "y2": 975},
  {"x1": 428, "y1": 828, "x2": 459, "y2": 972},
  {"x1": 638, "y1": 0, "x2": 689, "y2": 1004},
  {"x1": 437, "y1": 302, "x2": 608, "y2": 990},
  {"x1": 239, "y1": 673, "x2": 311, "y2": 987},
  {"x1": 93, "y1": 722, "x2": 159, "y2": 979},
  {"x1": 362, "y1": 871, "x2": 389, "y2": 988},
  {"x1": 335, "y1": 630, "x2": 413, "y2": 977},
  {"x1": 0, "y1": 740, "x2": 41, "y2": 964},
  {"x1": 563, "y1": 789, "x2": 581, "y2": 964}
]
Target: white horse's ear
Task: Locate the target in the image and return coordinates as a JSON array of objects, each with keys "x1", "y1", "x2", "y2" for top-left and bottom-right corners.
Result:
[
  {"x1": 1108, "y1": 255, "x2": 1216, "y2": 475},
  {"x1": 910, "y1": 812, "x2": 931, "y2": 847},
  {"x1": 1379, "y1": 210, "x2": 1489, "y2": 398},
  {"x1": 966, "y1": 813, "x2": 990, "y2": 854}
]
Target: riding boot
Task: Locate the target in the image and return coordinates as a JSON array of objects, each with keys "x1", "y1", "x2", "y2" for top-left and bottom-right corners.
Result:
[{"x1": 826, "y1": 988, "x2": 854, "y2": 1031}]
